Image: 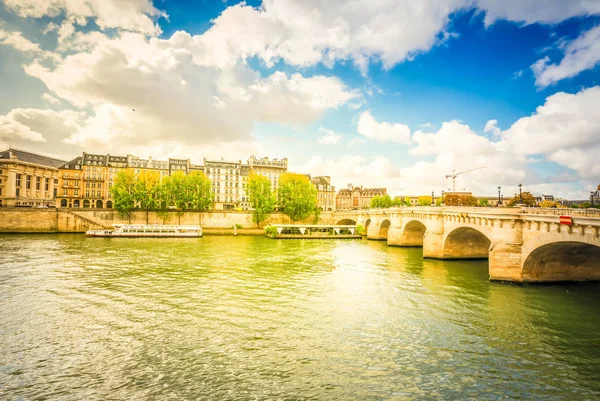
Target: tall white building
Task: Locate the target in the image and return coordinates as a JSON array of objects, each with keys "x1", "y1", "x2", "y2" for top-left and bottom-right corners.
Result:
[{"x1": 247, "y1": 156, "x2": 288, "y2": 192}]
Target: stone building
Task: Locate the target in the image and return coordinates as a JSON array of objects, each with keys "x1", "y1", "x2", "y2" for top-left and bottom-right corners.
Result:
[
  {"x1": 204, "y1": 159, "x2": 246, "y2": 210},
  {"x1": 0, "y1": 148, "x2": 65, "y2": 208},
  {"x1": 247, "y1": 156, "x2": 288, "y2": 192},
  {"x1": 311, "y1": 176, "x2": 336, "y2": 211},
  {"x1": 336, "y1": 184, "x2": 386, "y2": 210}
]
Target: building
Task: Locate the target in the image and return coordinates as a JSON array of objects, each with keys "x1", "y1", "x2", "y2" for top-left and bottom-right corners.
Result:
[
  {"x1": 311, "y1": 176, "x2": 336, "y2": 211},
  {"x1": 0, "y1": 148, "x2": 66, "y2": 208},
  {"x1": 247, "y1": 156, "x2": 288, "y2": 192},
  {"x1": 336, "y1": 184, "x2": 386, "y2": 210},
  {"x1": 204, "y1": 159, "x2": 246, "y2": 210},
  {"x1": 57, "y1": 152, "x2": 204, "y2": 209},
  {"x1": 57, "y1": 152, "x2": 129, "y2": 209}
]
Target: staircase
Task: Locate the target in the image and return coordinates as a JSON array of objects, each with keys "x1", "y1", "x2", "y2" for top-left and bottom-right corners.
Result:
[{"x1": 66, "y1": 211, "x2": 112, "y2": 230}]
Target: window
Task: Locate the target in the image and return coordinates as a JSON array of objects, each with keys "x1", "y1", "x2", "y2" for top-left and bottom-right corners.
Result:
[
  {"x1": 26, "y1": 176, "x2": 31, "y2": 189},
  {"x1": 85, "y1": 190, "x2": 89, "y2": 197},
  {"x1": 74, "y1": 189, "x2": 79, "y2": 196},
  {"x1": 45, "y1": 178, "x2": 49, "y2": 191},
  {"x1": 75, "y1": 181, "x2": 79, "y2": 187},
  {"x1": 0, "y1": 188, "x2": 2, "y2": 196},
  {"x1": 36, "y1": 177, "x2": 41, "y2": 190},
  {"x1": 63, "y1": 189, "x2": 68, "y2": 196}
]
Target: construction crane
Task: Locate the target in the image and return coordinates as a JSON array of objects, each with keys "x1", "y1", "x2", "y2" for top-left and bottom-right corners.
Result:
[{"x1": 445, "y1": 166, "x2": 486, "y2": 192}]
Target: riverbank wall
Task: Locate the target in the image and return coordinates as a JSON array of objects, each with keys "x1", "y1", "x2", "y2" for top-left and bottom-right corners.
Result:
[{"x1": 0, "y1": 209, "x2": 344, "y2": 233}]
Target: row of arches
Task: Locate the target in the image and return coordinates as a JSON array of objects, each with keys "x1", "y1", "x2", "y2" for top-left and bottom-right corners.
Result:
[
  {"x1": 341, "y1": 216, "x2": 600, "y2": 282},
  {"x1": 60, "y1": 199, "x2": 112, "y2": 209}
]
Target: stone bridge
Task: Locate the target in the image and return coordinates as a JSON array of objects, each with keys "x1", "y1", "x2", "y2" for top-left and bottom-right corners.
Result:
[{"x1": 323, "y1": 207, "x2": 600, "y2": 283}]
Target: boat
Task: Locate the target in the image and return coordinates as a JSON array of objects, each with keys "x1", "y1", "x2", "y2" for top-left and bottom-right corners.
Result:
[
  {"x1": 265, "y1": 224, "x2": 362, "y2": 239},
  {"x1": 86, "y1": 224, "x2": 202, "y2": 238}
]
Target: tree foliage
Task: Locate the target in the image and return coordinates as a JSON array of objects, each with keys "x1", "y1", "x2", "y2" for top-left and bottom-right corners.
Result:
[
  {"x1": 478, "y1": 198, "x2": 489, "y2": 207},
  {"x1": 278, "y1": 173, "x2": 317, "y2": 222},
  {"x1": 111, "y1": 169, "x2": 136, "y2": 222},
  {"x1": 417, "y1": 196, "x2": 433, "y2": 206},
  {"x1": 134, "y1": 170, "x2": 161, "y2": 224},
  {"x1": 507, "y1": 191, "x2": 536, "y2": 207},
  {"x1": 110, "y1": 169, "x2": 213, "y2": 224},
  {"x1": 247, "y1": 172, "x2": 275, "y2": 227},
  {"x1": 371, "y1": 194, "x2": 393, "y2": 208},
  {"x1": 443, "y1": 193, "x2": 478, "y2": 206}
]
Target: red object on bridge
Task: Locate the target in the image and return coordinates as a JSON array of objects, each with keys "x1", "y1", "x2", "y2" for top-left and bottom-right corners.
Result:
[{"x1": 559, "y1": 216, "x2": 573, "y2": 226}]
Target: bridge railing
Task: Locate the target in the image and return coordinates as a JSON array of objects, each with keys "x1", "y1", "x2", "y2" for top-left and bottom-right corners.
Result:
[{"x1": 519, "y1": 207, "x2": 600, "y2": 217}]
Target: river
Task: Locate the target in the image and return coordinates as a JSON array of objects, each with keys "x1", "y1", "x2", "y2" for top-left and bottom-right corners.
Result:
[{"x1": 1, "y1": 235, "x2": 599, "y2": 400}]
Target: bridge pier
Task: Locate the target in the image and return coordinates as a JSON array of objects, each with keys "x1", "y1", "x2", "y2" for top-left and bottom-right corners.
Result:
[{"x1": 489, "y1": 242, "x2": 524, "y2": 282}]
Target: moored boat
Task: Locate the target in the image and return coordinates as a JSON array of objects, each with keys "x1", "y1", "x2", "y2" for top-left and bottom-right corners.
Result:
[
  {"x1": 86, "y1": 224, "x2": 202, "y2": 238},
  {"x1": 265, "y1": 224, "x2": 362, "y2": 239}
]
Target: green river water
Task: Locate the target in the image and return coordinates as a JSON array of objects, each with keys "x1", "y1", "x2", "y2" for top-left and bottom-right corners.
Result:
[{"x1": 1, "y1": 235, "x2": 599, "y2": 400}]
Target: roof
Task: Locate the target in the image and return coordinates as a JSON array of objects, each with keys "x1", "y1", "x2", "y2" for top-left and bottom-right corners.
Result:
[
  {"x1": 61, "y1": 156, "x2": 83, "y2": 169},
  {"x1": 0, "y1": 148, "x2": 67, "y2": 169}
]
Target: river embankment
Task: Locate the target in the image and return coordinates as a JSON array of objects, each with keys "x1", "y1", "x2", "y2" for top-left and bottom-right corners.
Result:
[{"x1": 0, "y1": 208, "x2": 334, "y2": 233}]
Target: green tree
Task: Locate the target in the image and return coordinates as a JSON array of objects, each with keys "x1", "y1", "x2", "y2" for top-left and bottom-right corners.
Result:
[
  {"x1": 187, "y1": 171, "x2": 213, "y2": 224},
  {"x1": 312, "y1": 206, "x2": 322, "y2": 224},
  {"x1": 417, "y1": 196, "x2": 433, "y2": 206},
  {"x1": 507, "y1": 191, "x2": 536, "y2": 207},
  {"x1": 134, "y1": 170, "x2": 161, "y2": 224},
  {"x1": 110, "y1": 169, "x2": 136, "y2": 223},
  {"x1": 478, "y1": 198, "x2": 489, "y2": 207},
  {"x1": 247, "y1": 172, "x2": 276, "y2": 227},
  {"x1": 168, "y1": 172, "x2": 191, "y2": 224},
  {"x1": 154, "y1": 178, "x2": 172, "y2": 224},
  {"x1": 277, "y1": 173, "x2": 317, "y2": 222}
]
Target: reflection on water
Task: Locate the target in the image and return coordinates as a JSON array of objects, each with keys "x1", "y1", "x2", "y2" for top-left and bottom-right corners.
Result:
[{"x1": 1, "y1": 235, "x2": 599, "y2": 400}]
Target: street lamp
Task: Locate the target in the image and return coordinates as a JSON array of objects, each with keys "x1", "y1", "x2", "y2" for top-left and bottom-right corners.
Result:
[
  {"x1": 497, "y1": 186, "x2": 502, "y2": 205},
  {"x1": 431, "y1": 191, "x2": 435, "y2": 206},
  {"x1": 441, "y1": 190, "x2": 445, "y2": 205},
  {"x1": 591, "y1": 191, "x2": 595, "y2": 207},
  {"x1": 518, "y1": 183, "x2": 523, "y2": 204}
]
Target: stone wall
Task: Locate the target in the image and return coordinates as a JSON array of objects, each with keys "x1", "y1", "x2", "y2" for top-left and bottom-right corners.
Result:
[{"x1": 0, "y1": 208, "x2": 331, "y2": 233}]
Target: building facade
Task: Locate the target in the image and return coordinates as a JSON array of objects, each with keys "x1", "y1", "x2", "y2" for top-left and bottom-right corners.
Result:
[
  {"x1": 0, "y1": 149, "x2": 65, "y2": 208},
  {"x1": 311, "y1": 176, "x2": 336, "y2": 211},
  {"x1": 204, "y1": 159, "x2": 247, "y2": 210},
  {"x1": 336, "y1": 184, "x2": 386, "y2": 210},
  {"x1": 247, "y1": 156, "x2": 288, "y2": 192}
]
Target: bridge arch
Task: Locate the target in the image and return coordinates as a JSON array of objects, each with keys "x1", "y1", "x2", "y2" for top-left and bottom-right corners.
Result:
[
  {"x1": 521, "y1": 235, "x2": 600, "y2": 282},
  {"x1": 443, "y1": 227, "x2": 491, "y2": 259},
  {"x1": 400, "y1": 220, "x2": 427, "y2": 246},
  {"x1": 365, "y1": 219, "x2": 371, "y2": 233},
  {"x1": 337, "y1": 218, "x2": 356, "y2": 225},
  {"x1": 379, "y1": 219, "x2": 391, "y2": 240}
]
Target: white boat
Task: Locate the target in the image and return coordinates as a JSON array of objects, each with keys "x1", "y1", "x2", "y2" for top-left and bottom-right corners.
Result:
[{"x1": 86, "y1": 224, "x2": 202, "y2": 238}]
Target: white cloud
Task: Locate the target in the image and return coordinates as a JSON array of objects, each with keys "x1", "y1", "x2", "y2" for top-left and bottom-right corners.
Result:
[
  {"x1": 475, "y1": 0, "x2": 600, "y2": 26},
  {"x1": 419, "y1": 122, "x2": 434, "y2": 128},
  {"x1": 317, "y1": 128, "x2": 343, "y2": 145},
  {"x1": 299, "y1": 155, "x2": 402, "y2": 192},
  {"x1": 501, "y1": 86, "x2": 600, "y2": 178},
  {"x1": 3, "y1": 30, "x2": 356, "y2": 158},
  {"x1": 532, "y1": 25, "x2": 600, "y2": 87},
  {"x1": 483, "y1": 119, "x2": 501, "y2": 136},
  {"x1": 0, "y1": 29, "x2": 41, "y2": 53},
  {"x1": 42, "y1": 93, "x2": 60, "y2": 104},
  {"x1": 2, "y1": 0, "x2": 165, "y2": 36},
  {"x1": 357, "y1": 110, "x2": 411, "y2": 144}
]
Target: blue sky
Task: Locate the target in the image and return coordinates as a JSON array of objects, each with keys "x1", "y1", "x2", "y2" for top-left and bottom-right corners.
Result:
[{"x1": 0, "y1": 0, "x2": 599, "y2": 198}]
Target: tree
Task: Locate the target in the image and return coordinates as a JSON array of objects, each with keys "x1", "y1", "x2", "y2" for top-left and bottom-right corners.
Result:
[
  {"x1": 417, "y1": 196, "x2": 433, "y2": 206},
  {"x1": 313, "y1": 206, "x2": 322, "y2": 224},
  {"x1": 443, "y1": 193, "x2": 478, "y2": 206},
  {"x1": 187, "y1": 171, "x2": 213, "y2": 224},
  {"x1": 154, "y1": 178, "x2": 173, "y2": 224},
  {"x1": 167, "y1": 171, "x2": 191, "y2": 224},
  {"x1": 277, "y1": 173, "x2": 317, "y2": 222},
  {"x1": 110, "y1": 169, "x2": 136, "y2": 223},
  {"x1": 478, "y1": 198, "x2": 489, "y2": 207},
  {"x1": 134, "y1": 170, "x2": 161, "y2": 224},
  {"x1": 371, "y1": 194, "x2": 392, "y2": 208},
  {"x1": 507, "y1": 191, "x2": 536, "y2": 207},
  {"x1": 247, "y1": 172, "x2": 276, "y2": 227}
]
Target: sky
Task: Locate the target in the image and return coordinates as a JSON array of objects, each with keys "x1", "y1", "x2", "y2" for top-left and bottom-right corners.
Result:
[{"x1": 0, "y1": 0, "x2": 599, "y2": 199}]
